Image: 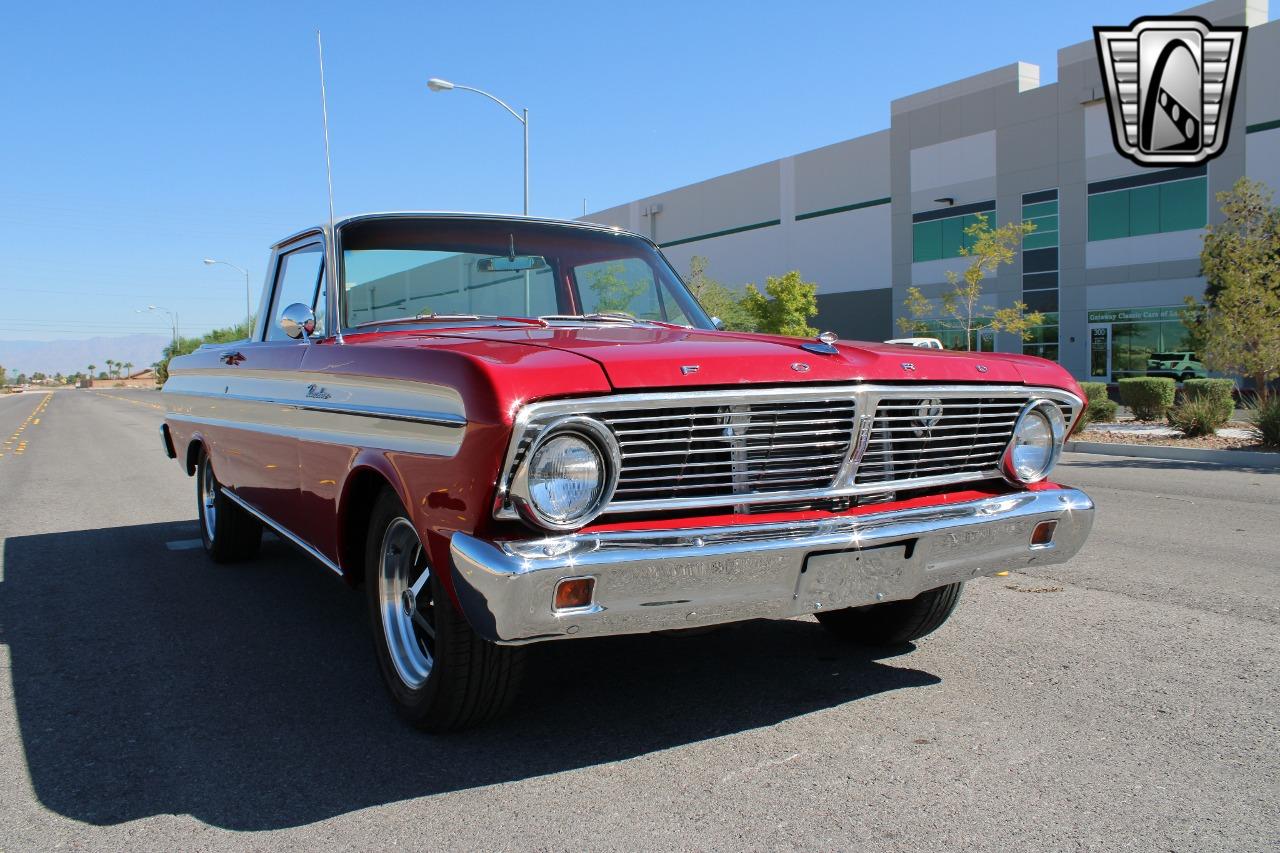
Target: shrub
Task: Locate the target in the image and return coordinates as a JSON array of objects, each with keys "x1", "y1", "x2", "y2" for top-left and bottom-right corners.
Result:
[
  {"x1": 1246, "y1": 396, "x2": 1280, "y2": 446},
  {"x1": 1118, "y1": 377, "x2": 1176, "y2": 420},
  {"x1": 1181, "y1": 378, "x2": 1236, "y2": 424},
  {"x1": 1168, "y1": 397, "x2": 1226, "y2": 437},
  {"x1": 1078, "y1": 381, "x2": 1117, "y2": 426}
]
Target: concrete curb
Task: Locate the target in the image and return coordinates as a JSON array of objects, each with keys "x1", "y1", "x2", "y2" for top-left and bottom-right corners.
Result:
[{"x1": 1065, "y1": 440, "x2": 1280, "y2": 468}]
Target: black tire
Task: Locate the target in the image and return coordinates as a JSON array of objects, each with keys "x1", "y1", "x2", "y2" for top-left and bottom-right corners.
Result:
[
  {"x1": 364, "y1": 489, "x2": 524, "y2": 732},
  {"x1": 816, "y1": 582, "x2": 963, "y2": 646},
  {"x1": 196, "y1": 448, "x2": 262, "y2": 563}
]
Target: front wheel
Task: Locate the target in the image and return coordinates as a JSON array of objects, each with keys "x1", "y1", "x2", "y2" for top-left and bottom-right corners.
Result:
[
  {"x1": 816, "y1": 582, "x2": 963, "y2": 646},
  {"x1": 196, "y1": 448, "x2": 262, "y2": 563},
  {"x1": 365, "y1": 489, "x2": 524, "y2": 731}
]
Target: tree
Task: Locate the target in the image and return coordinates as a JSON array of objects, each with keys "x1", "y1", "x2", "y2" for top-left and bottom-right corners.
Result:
[
  {"x1": 741, "y1": 270, "x2": 820, "y2": 337},
  {"x1": 897, "y1": 213, "x2": 1043, "y2": 350},
  {"x1": 154, "y1": 318, "x2": 254, "y2": 383},
  {"x1": 16, "y1": 373, "x2": 29, "y2": 385},
  {"x1": 582, "y1": 262, "x2": 648, "y2": 314},
  {"x1": 0, "y1": 364, "x2": 5, "y2": 386},
  {"x1": 1185, "y1": 178, "x2": 1280, "y2": 401},
  {"x1": 123, "y1": 361, "x2": 134, "y2": 377},
  {"x1": 686, "y1": 256, "x2": 756, "y2": 331}
]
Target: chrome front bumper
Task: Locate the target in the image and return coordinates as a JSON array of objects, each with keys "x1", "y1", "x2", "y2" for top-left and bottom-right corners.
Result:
[{"x1": 449, "y1": 487, "x2": 1094, "y2": 645}]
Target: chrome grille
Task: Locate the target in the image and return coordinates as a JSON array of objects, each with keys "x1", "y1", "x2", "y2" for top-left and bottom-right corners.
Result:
[
  {"x1": 496, "y1": 384, "x2": 1082, "y2": 521},
  {"x1": 854, "y1": 397, "x2": 1024, "y2": 485},
  {"x1": 602, "y1": 400, "x2": 857, "y2": 501}
]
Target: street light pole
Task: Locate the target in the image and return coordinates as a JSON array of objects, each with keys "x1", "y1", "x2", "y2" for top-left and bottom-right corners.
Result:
[
  {"x1": 427, "y1": 77, "x2": 529, "y2": 215},
  {"x1": 203, "y1": 258, "x2": 253, "y2": 330},
  {"x1": 139, "y1": 306, "x2": 179, "y2": 350}
]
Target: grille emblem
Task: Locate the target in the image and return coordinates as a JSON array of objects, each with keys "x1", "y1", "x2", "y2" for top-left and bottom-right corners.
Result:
[
  {"x1": 976, "y1": 364, "x2": 989, "y2": 373},
  {"x1": 791, "y1": 362, "x2": 810, "y2": 373},
  {"x1": 914, "y1": 398, "x2": 944, "y2": 435},
  {"x1": 901, "y1": 362, "x2": 916, "y2": 372},
  {"x1": 680, "y1": 365, "x2": 700, "y2": 375}
]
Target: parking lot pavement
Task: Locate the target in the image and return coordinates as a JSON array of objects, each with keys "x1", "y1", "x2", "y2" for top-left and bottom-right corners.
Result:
[{"x1": 0, "y1": 390, "x2": 1276, "y2": 851}]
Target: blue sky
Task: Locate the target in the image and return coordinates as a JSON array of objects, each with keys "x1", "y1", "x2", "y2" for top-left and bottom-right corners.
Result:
[{"x1": 1, "y1": 0, "x2": 1243, "y2": 342}]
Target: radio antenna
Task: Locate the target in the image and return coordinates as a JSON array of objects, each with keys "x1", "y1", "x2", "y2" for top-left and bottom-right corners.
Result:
[{"x1": 315, "y1": 30, "x2": 343, "y2": 343}]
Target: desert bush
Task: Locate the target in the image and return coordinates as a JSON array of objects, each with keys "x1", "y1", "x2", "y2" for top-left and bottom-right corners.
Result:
[
  {"x1": 1246, "y1": 396, "x2": 1280, "y2": 446},
  {"x1": 1180, "y1": 378, "x2": 1236, "y2": 424},
  {"x1": 1168, "y1": 397, "x2": 1226, "y2": 437},
  {"x1": 1118, "y1": 377, "x2": 1176, "y2": 420},
  {"x1": 1078, "y1": 381, "x2": 1117, "y2": 426}
]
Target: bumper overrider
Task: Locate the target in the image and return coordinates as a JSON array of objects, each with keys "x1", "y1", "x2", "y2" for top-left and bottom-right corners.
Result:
[{"x1": 450, "y1": 487, "x2": 1094, "y2": 645}]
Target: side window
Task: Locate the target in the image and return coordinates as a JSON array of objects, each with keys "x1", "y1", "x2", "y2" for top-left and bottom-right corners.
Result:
[
  {"x1": 574, "y1": 258, "x2": 690, "y2": 324},
  {"x1": 267, "y1": 245, "x2": 325, "y2": 341}
]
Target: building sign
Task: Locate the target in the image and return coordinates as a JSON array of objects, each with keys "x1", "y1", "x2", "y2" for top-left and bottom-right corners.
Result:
[
  {"x1": 1087, "y1": 306, "x2": 1186, "y2": 323},
  {"x1": 1094, "y1": 17, "x2": 1246, "y2": 167}
]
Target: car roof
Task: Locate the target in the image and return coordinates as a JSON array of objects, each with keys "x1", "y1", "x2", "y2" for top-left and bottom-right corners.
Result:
[{"x1": 271, "y1": 211, "x2": 653, "y2": 251}]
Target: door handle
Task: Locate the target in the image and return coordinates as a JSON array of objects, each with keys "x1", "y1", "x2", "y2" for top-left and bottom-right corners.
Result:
[{"x1": 220, "y1": 350, "x2": 246, "y2": 366}]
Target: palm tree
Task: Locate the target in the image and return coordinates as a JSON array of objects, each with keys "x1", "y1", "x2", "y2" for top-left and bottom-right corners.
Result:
[{"x1": 124, "y1": 361, "x2": 134, "y2": 378}]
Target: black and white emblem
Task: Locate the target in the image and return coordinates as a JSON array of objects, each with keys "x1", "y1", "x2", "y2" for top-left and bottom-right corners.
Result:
[
  {"x1": 1094, "y1": 16, "x2": 1246, "y2": 166},
  {"x1": 901, "y1": 362, "x2": 916, "y2": 372}
]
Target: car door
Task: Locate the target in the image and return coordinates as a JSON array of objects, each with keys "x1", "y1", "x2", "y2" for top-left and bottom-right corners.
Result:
[{"x1": 220, "y1": 238, "x2": 327, "y2": 531}]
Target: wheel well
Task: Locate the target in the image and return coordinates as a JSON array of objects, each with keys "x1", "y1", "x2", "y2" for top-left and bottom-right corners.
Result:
[
  {"x1": 184, "y1": 439, "x2": 204, "y2": 475},
  {"x1": 339, "y1": 468, "x2": 394, "y2": 585}
]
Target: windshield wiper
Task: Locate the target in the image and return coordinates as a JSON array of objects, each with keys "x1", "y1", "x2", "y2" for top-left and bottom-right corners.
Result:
[
  {"x1": 539, "y1": 312, "x2": 639, "y2": 324},
  {"x1": 352, "y1": 313, "x2": 548, "y2": 329}
]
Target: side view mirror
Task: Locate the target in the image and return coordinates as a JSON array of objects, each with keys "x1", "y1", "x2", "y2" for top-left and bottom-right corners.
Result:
[
  {"x1": 710, "y1": 316, "x2": 725, "y2": 331},
  {"x1": 279, "y1": 303, "x2": 317, "y2": 340}
]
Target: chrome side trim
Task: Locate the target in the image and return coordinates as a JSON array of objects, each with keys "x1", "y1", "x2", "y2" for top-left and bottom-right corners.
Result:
[
  {"x1": 453, "y1": 486, "x2": 1095, "y2": 645},
  {"x1": 171, "y1": 389, "x2": 467, "y2": 427},
  {"x1": 221, "y1": 489, "x2": 344, "y2": 577},
  {"x1": 494, "y1": 384, "x2": 1082, "y2": 521}
]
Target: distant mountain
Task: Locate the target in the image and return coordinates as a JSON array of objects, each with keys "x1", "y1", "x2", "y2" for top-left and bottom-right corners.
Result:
[{"x1": 0, "y1": 334, "x2": 168, "y2": 377}]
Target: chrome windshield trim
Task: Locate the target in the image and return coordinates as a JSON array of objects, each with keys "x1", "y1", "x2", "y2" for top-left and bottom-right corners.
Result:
[
  {"x1": 221, "y1": 489, "x2": 344, "y2": 577},
  {"x1": 494, "y1": 384, "x2": 1082, "y2": 522}
]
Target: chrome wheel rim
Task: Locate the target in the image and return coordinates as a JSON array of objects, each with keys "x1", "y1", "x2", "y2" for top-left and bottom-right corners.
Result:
[
  {"x1": 378, "y1": 518, "x2": 435, "y2": 689},
  {"x1": 200, "y1": 461, "x2": 217, "y2": 541}
]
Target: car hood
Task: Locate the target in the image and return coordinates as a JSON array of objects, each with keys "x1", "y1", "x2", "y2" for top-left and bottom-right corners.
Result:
[{"x1": 426, "y1": 325, "x2": 1071, "y2": 390}]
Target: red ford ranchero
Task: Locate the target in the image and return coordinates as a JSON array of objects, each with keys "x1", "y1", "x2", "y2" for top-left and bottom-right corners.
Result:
[{"x1": 161, "y1": 212, "x2": 1095, "y2": 731}]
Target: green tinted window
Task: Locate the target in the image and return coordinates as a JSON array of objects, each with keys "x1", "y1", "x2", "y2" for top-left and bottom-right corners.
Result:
[
  {"x1": 1130, "y1": 185, "x2": 1160, "y2": 236},
  {"x1": 1160, "y1": 177, "x2": 1207, "y2": 232},
  {"x1": 1088, "y1": 176, "x2": 1207, "y2": 241},
  {"x1": 914, "y1": 212, "x2": 989, "y2": 261},
  {"x1": 913, "y1": 221, "x2": 942, "y2": 262},
  {"x1": 941, "y1": 217, "x2": 964, "y2": 257},
  {"x1": 1022, "y1": 201, "x2": 1057, "y2": 219},
  {"x1": 1023, "y1": 231, "x2": 1058, "y2": 250},
  {"x1": 1088, "y1": 191, "x2": 1130, "y2": 241}
]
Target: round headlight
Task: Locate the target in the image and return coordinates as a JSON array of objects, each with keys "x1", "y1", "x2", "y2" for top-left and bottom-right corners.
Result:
[
  {"x1": 513, "y1": 418, "x2": 619, "y2": 530},
  {"x1": 528, "y1": 434, "x2": 603, "y2": 522},
  {"x1": 1003, "y1": 400, "x2": 1066, "y2": 484}
]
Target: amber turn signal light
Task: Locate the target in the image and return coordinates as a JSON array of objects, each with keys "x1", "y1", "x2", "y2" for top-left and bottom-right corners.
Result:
[
  {"x1": 554, "y1": 577, "x2": 595, "y2": 611},
  {"x1": 1031, "y1": 520, "x2": 1058, "y2": 547}
]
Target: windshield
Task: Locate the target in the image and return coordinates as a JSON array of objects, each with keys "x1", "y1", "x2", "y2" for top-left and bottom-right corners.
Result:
[{"x1": 340, "y1": 217, "x2": 712, "y2": 330}]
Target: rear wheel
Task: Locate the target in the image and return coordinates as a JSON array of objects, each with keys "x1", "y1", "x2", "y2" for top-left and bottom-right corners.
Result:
[
  {"x1": 816, "y1": 582, "x2": 963, "y2": 646},
  {"x1": 365, "y1": 489, "x2": 524, "y2": 731},
  {"x1": 196, "y1": 448, "x2": 262, "y2": 563}
]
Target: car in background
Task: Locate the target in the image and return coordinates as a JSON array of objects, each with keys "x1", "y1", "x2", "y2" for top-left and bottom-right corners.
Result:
[
  {"x1": 885, "y1": 337, "x2": 945, "y2": 349},
  {"x1": 1146, "y1": 351, "x2": 1207, "y2": 381}
]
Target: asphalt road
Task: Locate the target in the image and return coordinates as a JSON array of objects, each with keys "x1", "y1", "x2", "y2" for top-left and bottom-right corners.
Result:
[{"x1": 1, "y1": 388, "x2": 1276, "y2": 851}]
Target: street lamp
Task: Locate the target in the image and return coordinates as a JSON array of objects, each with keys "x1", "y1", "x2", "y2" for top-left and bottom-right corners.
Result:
[
  {"x1": 203, "y1": 258, "x2": 253, "y2": 329},
  {"x1": 138, "y1": 305, "x2": 179, "y2": 350},
  {"x1": 427, "y1": 77, "x2": 529, "y2": 215}
]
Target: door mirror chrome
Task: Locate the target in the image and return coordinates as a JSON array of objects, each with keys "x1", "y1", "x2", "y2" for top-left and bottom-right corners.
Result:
[
  {"x1": 279, "y1": 303, "x2": 317, "y2": 340},
  {"x1": 710, "y1": 316, "x2": 725, "y2": 331}
]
